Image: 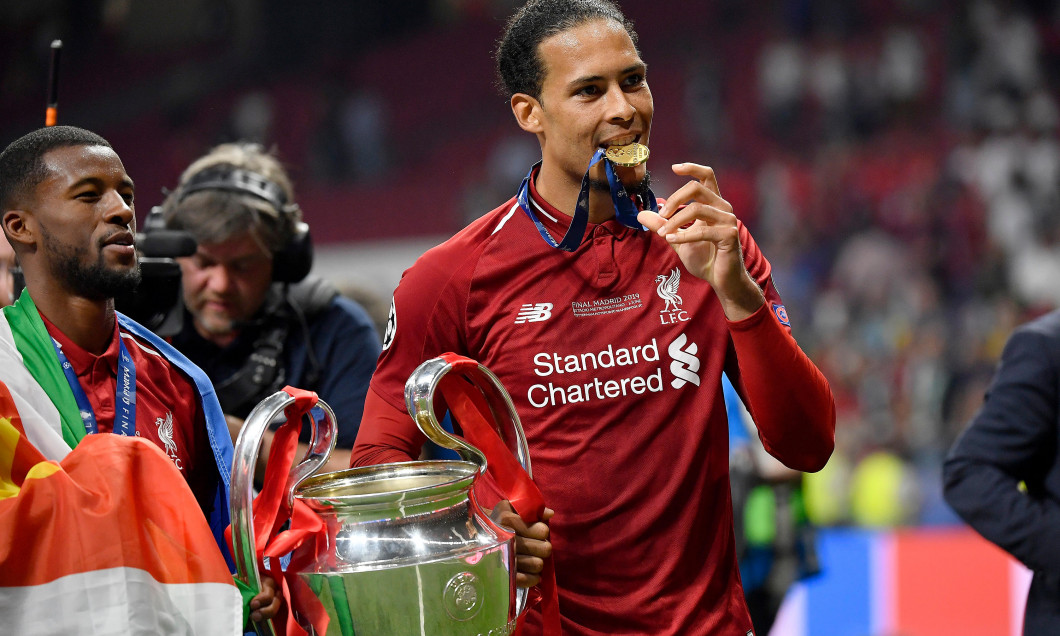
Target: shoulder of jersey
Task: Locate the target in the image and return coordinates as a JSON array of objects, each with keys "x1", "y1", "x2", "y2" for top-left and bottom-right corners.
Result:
[{"x1": 422, "y1": 198, "x2": 521, "y2": 261}]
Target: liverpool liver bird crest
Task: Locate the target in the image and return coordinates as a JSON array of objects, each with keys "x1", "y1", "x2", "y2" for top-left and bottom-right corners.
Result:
[
  {"x1": 157, "y1": 411, "x2": 177, "y2": 457},
  {"x1": 655, "y1": 267, "x2": 683, "y2": 313}
]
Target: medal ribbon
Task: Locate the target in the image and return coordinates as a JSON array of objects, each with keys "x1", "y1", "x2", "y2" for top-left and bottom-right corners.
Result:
[
  {"x1": 51, "y1": 336, "x2": 136, "y2": 436},
  {"x1": 516, "y1": 148, "x2": 657, "y2": 251}
]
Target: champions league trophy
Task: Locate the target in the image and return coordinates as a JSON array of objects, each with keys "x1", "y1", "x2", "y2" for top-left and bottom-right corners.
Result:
[{"x1": 230, "y1": 355, "x2": 533, "y2": 636}]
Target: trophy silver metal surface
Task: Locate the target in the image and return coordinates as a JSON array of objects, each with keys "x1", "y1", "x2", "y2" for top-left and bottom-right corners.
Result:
[{"x1": 230, "y1": 356, "x2": 531, "y2": 635}]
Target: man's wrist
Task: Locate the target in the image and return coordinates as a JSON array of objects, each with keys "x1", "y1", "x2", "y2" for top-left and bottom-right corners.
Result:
[{"x1": 718, "y1": 273, "x2": 765, "y2": 321}]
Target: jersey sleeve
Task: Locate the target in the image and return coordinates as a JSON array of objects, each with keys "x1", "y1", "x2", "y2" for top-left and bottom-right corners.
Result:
[
  {"x1": 351, "y1": 245, "x2": 473, "y2": 466},
  {"x1": 724, "y1": 222, "x2": 835, "y2": 472},
  {"x1": 351, "y1": 386, "x2": 427, "y2": 466}
]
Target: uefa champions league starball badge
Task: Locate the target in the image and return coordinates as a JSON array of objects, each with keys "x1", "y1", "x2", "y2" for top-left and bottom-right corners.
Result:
[{"x1": 604, "y1": 142, "x2": 650, "y2": 167}]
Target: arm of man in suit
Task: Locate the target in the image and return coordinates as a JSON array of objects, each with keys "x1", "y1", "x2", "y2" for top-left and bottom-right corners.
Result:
[{"x1": 943, "y1": 320, "x2": 1060, "y2": 573}]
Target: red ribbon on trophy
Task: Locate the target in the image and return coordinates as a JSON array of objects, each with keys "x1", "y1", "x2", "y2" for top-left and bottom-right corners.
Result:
[
  {"x1": 237, "y1": 386, "x2": 331, "y2": 636},
  {"x1": 437, "y1": 353, "x2": 561, "y2": 636}
]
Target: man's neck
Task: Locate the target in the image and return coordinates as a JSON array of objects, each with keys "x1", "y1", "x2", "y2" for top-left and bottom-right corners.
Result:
[
  {"x1": 193, "y1": 319, "x2": 239, "y2": 349},
  {"x1": 35, "y1": 291, "x2": 116, "y2": 355},
  {"x1": 534, "y1": 161, "x2": 615, "y2": 225}
]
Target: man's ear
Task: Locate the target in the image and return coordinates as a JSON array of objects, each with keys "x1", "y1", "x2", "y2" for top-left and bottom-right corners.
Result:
[
  {"x1": 3, "y1": 210, "x2": 35, "y2": 250},
  {"x1": 511, "y1": 93, "x2": 544, "y2": 134}
]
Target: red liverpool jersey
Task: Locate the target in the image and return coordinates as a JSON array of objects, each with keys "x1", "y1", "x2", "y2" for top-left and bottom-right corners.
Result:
[
  {"x1": 355, "y1": 176, "x2": 834, "y2": 635},
  {"x1": 42, "y1": 314, "x2": 216, "y2": 511}
]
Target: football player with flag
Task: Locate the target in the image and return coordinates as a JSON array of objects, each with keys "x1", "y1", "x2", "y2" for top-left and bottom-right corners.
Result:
[{"x1": 0, "y1": 125, "x2": 279, "y2": 633}]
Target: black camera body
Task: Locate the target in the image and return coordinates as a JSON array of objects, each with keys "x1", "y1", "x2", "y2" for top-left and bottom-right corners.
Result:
[
  {"x1": 114, "y1": 207, "x2": 197, "y2": 337},
  {"x1": 113, "y1": 255, "x2": 186, "y2": 337}
]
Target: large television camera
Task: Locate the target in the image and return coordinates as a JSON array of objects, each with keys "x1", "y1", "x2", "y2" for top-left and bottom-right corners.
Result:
[{"x1": 113, "y1": 207, "x2": 196, "y2": 337}]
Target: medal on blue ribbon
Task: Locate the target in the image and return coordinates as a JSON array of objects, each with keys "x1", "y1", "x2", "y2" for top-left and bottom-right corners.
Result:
[
  {"x1": 52, "y1": 336, "x2": 137, "y2": 436},
  {"x1": 517, "y1": 144, "x2": 658, "y2": 251}
]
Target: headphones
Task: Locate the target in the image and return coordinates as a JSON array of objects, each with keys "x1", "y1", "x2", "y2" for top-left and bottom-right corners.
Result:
[{"x1": 176, "y1": 165, "x2": 313, "y2": 283}]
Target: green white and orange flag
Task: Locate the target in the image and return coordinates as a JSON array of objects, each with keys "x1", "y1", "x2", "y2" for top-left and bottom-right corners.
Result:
[
  {"x1": 0, "y1": 296, "x2": 243, "y2": 634},
  {"x1": 0, "y1": 381, "x2": 243, "y2": 633}
]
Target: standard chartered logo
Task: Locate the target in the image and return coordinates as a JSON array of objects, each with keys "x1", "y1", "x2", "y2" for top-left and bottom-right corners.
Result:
[
  {"x1": 527, "y1": 339, "x2": 663, "y2": 407},
  {"x1": 667, "y1": 333, "x2": 701, "y2": 388},
  {"x1": 525, "y1": 333, "x2": 702, "y2": 407}
]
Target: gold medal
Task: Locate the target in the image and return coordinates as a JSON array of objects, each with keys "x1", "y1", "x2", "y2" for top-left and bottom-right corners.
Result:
[{"x1": 604, "y1": 143, "x2": 650, "y2": 167}]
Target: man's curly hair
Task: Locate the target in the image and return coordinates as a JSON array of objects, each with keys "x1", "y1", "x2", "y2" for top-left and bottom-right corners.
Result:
[
  {"x1": 0, "y1": 126, "x2": 112, "y2": 212},
  {"x1": 495, "y1": 0, "x2": 639, "y2": 101}
]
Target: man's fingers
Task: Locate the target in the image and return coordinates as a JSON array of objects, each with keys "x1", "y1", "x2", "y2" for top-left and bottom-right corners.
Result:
[
  {"x1": 662, "y1": 203, "x2": 733, "y2": 232},
  {"x1": 521, "y1": 519, "x2": 551, "y2": 541},
  {"x1": 657, "y1": 177, "x2": 730, "y2": 222},
  {"x1": 638, "y1": 209, "x2": 666, "y2": 233},
  {"x1": 491, "y1": 500, "x2": 553, "y2": 539},
  {"x1": 497, "y1": 510, "x2": 552, "y2": 544},
  {"x1": 664, "y1": 222, "x2": 739, "y2": 247},
  {"x1": 517, "y1": 553, "x2": 545, "y2": 574},
  {"x1": 657, "y1": 179, "x2": 703, "y2": 219},
  {"x1": 250, "y1": 595, "x2": 282, "y2": 622},
  {"x1": 671, "y1": 162, "x2": 721, "y2": 196},
  {"x1": 516, "y1": 571, "x2": 543, "y2": 588},
  {"x1": 490, "y1": 501, "x2": 554, "y2": 588},
  {"x1": 249, "y1": 577, "x2": 282, "y2": 621},
  {"x1": 515, "y1": 553, "x2": 547, "y2": 588},
  {"x1": 516, "y1": 532, "x2": 553, "y2": 558}
]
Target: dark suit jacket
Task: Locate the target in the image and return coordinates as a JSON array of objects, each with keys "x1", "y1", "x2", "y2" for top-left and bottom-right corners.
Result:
[{"x1": 944, "y1": 309, "x2": 1060, "y2": 634}]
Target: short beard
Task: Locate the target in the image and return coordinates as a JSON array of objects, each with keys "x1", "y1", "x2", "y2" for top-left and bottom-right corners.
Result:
[
  {"x1": 42, "y1": 227, "x2": 142, "y2": 301},
  {"x1": 194, "y1": 312, "x2": 237, "y2": 337},
  {"x1": 589, "y1": 169, "x2": 652, "y2": 197}
]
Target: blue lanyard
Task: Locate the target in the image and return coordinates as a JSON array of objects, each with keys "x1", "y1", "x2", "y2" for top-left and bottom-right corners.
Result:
[
  {"x1": 516, "y1": 148, "x2": 657, "y2": 251},
  {"x1": 51, "y1": 335, "x2": 137, "y2": 436}
]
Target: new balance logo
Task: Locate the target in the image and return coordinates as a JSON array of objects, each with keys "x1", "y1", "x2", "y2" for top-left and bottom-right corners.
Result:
[
  {"x1": 668, "y1": 333, "x2": 701, "y2": 388},
  {"x1": 515, "y1": 303, "x2": 553, "y2": 324}
]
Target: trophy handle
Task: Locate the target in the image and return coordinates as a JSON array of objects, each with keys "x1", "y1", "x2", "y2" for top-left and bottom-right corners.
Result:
[
  {"x1": 229, "y1": 389, "x2": 338, "y2": 636},
  {"x1": 404, "y1": 354, "x2": 533, "y2": 616}
]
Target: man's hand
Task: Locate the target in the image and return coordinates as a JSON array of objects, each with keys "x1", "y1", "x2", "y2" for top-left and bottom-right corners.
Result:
[
  {"x1": 490, "y1": 500, "x2": 555, "y2": 588},
  {"x1": 637, "y1": 163, "x2": 764, "y2": 321},
  {"x1": 250, "y1": 575, "x2": 282, "y2": 623}
]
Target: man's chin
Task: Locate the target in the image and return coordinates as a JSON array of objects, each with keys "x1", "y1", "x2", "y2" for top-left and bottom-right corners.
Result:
[
  {"x1": 589, "y1": 168, "x2": 652, "y2": 195},
  {"x1": 195, "y1": 313, "x2": 237, "y2": 338},
  {"x1": 613, "y1": 162, "x2": 646, "y2": 181}
]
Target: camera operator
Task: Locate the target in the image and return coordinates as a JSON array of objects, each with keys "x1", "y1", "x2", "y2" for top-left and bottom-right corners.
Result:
[{"x1": 161, "y1": 142, "x2": 380, "y2": 473}]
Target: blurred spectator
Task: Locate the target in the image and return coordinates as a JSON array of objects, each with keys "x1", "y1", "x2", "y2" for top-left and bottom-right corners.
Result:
[
  {"x1": 758, "y1": 37, "x2": 807, "y2": 140},
  {"x1": 309, "y1": 86, "x2": 390, "y2": 183},
  {"x1": 726, "y1": 374, "x2": 820, "y2": 634},
  {"x1": 334, "y1": 279, "x2": 389, "y2": 344},
  {"x1": 225, "y1": 91, "x2": 274, "y2": 145},
  {"x1": 849, "y1": 450, "x2": 920, "y2": 528}
]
